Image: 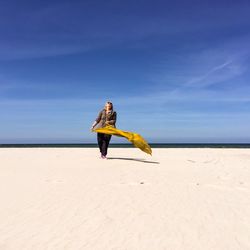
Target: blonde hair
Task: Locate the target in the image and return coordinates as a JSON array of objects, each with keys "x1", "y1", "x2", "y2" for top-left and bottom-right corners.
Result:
[{"x1": 104, "y1": 101, "x2": 113, "y2": 111}]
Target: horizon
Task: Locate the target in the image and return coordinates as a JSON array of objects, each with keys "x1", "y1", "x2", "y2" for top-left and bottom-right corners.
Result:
[{"x1": 1, "y1": 137, "x2": 250, "y2": 144}]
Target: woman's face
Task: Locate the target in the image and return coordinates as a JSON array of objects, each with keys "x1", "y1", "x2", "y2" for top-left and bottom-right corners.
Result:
[{"x1": 105, "y1": 103, "x2": 112, "y2": 110}]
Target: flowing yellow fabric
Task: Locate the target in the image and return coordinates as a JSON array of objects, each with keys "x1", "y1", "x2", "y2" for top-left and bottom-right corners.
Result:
[{"x1": 93, "y1": 125, "x2": 152, "y2": 155}]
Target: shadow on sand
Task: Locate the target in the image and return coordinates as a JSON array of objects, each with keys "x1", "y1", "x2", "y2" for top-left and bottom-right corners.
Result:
[{"x1": 107, "y1": 157, "x2": 160, "y2": 164}]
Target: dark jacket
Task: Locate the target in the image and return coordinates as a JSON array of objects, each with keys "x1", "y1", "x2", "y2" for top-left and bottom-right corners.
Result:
[{"x1": 95, "y1": 109, "x2": 117, "y2": 128}]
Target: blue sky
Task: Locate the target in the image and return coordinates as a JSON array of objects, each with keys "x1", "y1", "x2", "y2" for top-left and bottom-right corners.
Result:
[{"x1": 1, "y1": 0, "x2": 250, "y2": 143}]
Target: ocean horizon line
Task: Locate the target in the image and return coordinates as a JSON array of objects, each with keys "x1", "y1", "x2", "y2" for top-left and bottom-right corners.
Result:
[{"x1": 1, "y1": 143, "x2": 250, "y2": 148}]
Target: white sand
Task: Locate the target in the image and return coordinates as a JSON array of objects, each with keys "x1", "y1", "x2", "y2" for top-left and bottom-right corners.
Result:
[{"x1": 0, "y1": 148, "x2": 250, "y2": 250}]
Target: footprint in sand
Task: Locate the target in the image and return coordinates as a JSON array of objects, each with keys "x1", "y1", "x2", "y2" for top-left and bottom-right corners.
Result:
[
  {"x1": 187, "y1": 159, "x2": 196, "y2": 163},
  {"x1": 187, "y1": 159, "x2": 219, "y2": 165},
  {"x1": 45, "y1": 179, "x2": 63, "y2": 184},
  {"x1": 204, "y1": 183, "x2": 249, "y2": 192},
  {"x1": 112, "y1": 181, "x2": 150, "y2": 186}
]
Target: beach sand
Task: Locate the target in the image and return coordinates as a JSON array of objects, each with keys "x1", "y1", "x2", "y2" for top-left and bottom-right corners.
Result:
[{"x1": 0, "y1": 148, "x2": 250, "y2": 250}]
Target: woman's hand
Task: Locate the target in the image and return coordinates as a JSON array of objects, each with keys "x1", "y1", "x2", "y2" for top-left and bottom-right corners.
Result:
[{"x1": 91, "y1": 121, "x2": 98, "y2": 131}]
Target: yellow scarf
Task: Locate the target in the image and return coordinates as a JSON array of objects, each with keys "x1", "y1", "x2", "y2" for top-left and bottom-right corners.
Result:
[{"x1": 92, "y1": 125, "x2": 152, "y2": 155}]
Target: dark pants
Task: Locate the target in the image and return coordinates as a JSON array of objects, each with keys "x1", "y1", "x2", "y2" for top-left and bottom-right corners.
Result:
[{"x1": 97, "y1": 133, "x2": 112, "y2": 156}]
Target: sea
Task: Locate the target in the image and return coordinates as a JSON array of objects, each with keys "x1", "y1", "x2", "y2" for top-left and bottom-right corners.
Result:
[{"x1": 1, "y1": 143, "x2": 250, "y2": 148}]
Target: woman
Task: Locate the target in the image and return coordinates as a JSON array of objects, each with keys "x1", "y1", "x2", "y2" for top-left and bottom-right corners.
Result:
[{"x1": 91, "y1": 101, "x2": 117, "y2": 159}]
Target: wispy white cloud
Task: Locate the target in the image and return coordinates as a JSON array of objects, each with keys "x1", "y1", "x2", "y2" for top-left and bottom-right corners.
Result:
[
  {"x1": 1, "y1": 82, "x2": 250, "y2": 108},
  {"x1": 185, "y1": 60, "x2": 234, "y2": 86},
  {"x1": 184, "y1": 57, "x2": 248, "y2": 88},
  {"x1": 150, "y1": 34, "x2": 250, "y2": 93}
]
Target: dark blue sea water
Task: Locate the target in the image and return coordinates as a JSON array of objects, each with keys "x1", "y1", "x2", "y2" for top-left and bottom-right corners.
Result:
[{"x1": 1, "y1": 143, "x2": 250, "y2": 148}]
